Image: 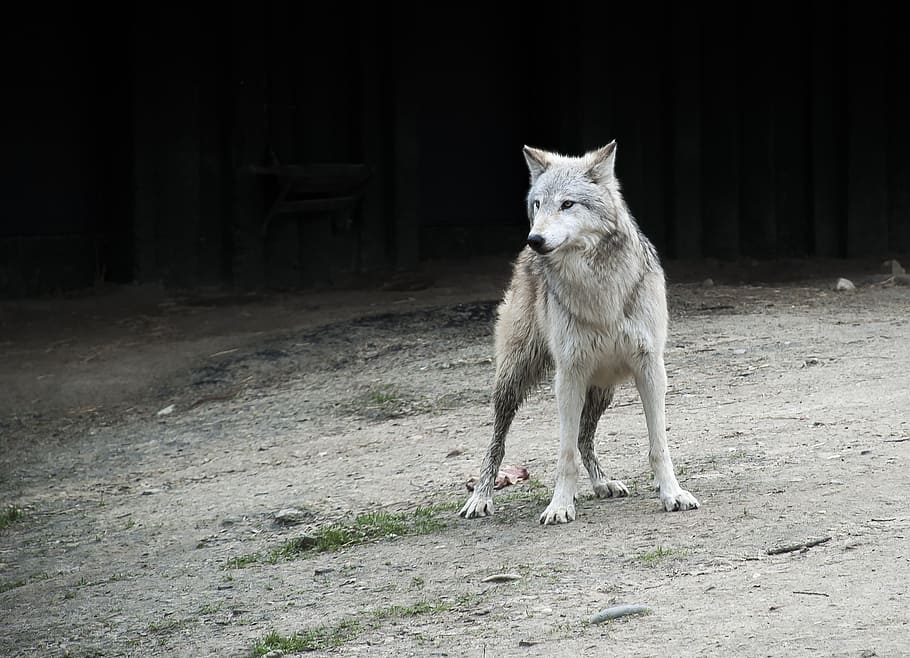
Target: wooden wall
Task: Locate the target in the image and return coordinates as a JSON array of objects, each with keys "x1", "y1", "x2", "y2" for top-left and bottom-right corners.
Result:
[{"x1": 1, "y1": 1, "x2": 908, "y2": 295}]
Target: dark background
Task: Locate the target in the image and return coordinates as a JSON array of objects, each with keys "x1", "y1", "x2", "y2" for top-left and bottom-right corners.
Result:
[{"x1": 2, "y1": 1, "x2": 909, "y2": 296}]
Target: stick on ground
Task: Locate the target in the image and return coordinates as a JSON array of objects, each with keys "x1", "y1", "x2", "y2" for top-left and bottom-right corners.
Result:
[{"x1": 767, "y1": 536, "x2": 831, "y2": 555}]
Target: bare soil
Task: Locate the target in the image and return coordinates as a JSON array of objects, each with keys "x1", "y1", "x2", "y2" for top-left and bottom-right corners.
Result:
[{"x1": 1, "y1": 256, "x2": 908, "y2": 658}]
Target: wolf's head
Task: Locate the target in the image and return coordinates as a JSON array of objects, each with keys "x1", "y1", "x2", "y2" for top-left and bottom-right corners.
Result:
[{"x1": 522, "y1": 142, "x2": 623, "y2": 256}]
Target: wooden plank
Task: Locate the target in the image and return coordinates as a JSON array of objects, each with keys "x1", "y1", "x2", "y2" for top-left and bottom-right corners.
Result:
[
  {"x1": 391, "y1": 6, "x2": 420, "y2": 271},
  {"x1": 131, "y1": 8, "x2": 163, "y2": 283},
  {"x1": 634, "y1": 12, "x2": 669, "y2": 255},
  {"x1": 669, "y1": 3, "x2": 702, "y2": 259},
  {"x1": 700, "y1": 4, "x2": 741, "y2": 258},
  {"x1": 197, "y1": 10, "x2": 228, "y2": 285},
  {"x1": 846, "y1": 2, "x2": 888, "y2": 257},
  {"x1": 887, "y1": 8, "x2": 910, "y2": 256},
  {"x1": 357, "y1": 0, "x2": 388, "y2": 273},
  {"x1": 810, "y1": 0, "x2": 846, "y2": 257},
  {"x1": 228, "y1": 4, "x2": 267, "y2": 288},
  {"x1": 773, "y1": 5, "x2": 812, "y2": 258},
  {"x1": 738, "y1": 3, "x2": 776, "y2": 258}
]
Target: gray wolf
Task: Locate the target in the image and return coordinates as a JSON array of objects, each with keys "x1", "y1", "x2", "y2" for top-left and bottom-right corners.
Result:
[{"x1": 459, "y1": 141, "x2": 699, "y2": 524}]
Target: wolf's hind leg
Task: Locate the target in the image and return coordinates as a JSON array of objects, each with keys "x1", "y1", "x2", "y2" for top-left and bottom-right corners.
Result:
[
  {"x1": 578, "y1": 386, "x2": 629, "y2": 499},
  {"x1": 460, "y1": 324, "x2": 547, "y2": 519}
]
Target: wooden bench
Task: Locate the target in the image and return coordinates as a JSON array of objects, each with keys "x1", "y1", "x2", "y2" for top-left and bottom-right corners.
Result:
[{"x1": 248, "y1": 162, "x2": 372, "y2": 274}]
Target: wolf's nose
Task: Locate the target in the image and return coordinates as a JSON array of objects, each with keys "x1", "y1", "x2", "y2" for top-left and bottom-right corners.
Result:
[{"x1": 527, "y1": 234, "x2": 545, "y2": 253}]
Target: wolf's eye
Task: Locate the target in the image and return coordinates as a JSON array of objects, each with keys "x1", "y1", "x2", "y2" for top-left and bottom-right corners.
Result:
[
  {"x1": 560, "y1": 200, "x2": 575, "y2": 210},
  {"x1": 533, "y1": 200, "x2": 540, "y2": 211}
]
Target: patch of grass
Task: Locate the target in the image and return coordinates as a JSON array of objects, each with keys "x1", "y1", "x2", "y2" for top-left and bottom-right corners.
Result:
[
  {"x1": 225, "y1": 553, "x2": 261, "y2": 569},
  {"x1": 226, "y1": 506, "x2": 449, "y2": 569},
  {"x1": 636, "y1": 545, "x2": 684, "y2": 565},
  {"x1": 347, "y1": 384, "x2": 434, "y2": 420},
  {"x1": 0, "y1": 505, "x2": 24, "y2": 530},
  {"x1": 369, "y1": 387, "x2": 400, "y2": 405},
  {"x1": 147, "y1": 617, "x2": 196, "y2": 634},
  {"x1": 250, "y1": 620, "x2": 362, "y2": 656},
  {"x1": 0, "y1": 578, "x2": 28, "y2": 593},
  {"x1": 248, "y1": 595, "x2": 473, "y2": 657},
  {"x1": 198, "y1": 602, "x2": 222, "y2": 615}
]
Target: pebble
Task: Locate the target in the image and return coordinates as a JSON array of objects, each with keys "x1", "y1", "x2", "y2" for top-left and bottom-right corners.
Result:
[
  {"x1": 275, "y1": 508, "x2": 313, "y2": 526},
  {"x1": 834, "y1": 278, "x2": 855, "y2": 291}
]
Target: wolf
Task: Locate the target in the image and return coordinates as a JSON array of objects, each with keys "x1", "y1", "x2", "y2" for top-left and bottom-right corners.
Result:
[{"x1": 459, "y1": 141, "x2": 699, "y2": 525}]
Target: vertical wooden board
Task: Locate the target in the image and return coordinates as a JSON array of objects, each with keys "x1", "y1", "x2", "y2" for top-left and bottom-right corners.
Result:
[
  {"x1": 228, "y1": 4, "x2": 268, "y2": 288},
  {"x1": 634, "y1": 10, "x2": 669, "y2": 255},
  {"x1": 578, "y1": 0, "x2": 614, "y2": 156},
  {"x1": 700, "y1": 5, "x2": 741, "y2": 258},
  {"x1": 887, "y1": 9, "x2": 910, "y2": 255},
  {"x1": 669, "y1": 3, "x2": 702, "y2": 260},
  {"x1": 810, "y1": 0, "x2": 846, "y2": 257},
  {"x1": 773, "y1": 5, "x2": 812, "y2": 258},
  {"x1": 391, "y1": 3, "x2": 420, "y2": 270},
  {"x1": 846, "y1": 2, "x2": 888, "y2": 257},
  {"x1": 737, "y1": 3, "x2": 776, "y2": 258},
  {"x1": 608, "y1": 6, "x2": 644, "y2": 241},
  {"x1": 131, "y1": 9, "x2": 163, "y2": 283},
  {"x1": 356, "y1": 1, "x2": 389, "y2": 273},
  {"x1": 261, "y1": 1, "x2": 304, "y2": 287}
]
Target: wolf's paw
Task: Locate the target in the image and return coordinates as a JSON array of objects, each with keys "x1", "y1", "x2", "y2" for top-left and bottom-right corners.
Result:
[
  {"x1": 459, "y1": 494, "x2": 494, "y2": 519},
  {"x1": 659, "y1": 488, "x2": 699, "y2": 512},
  {"x1": 539, "y1": 501, "x2": 576, "y2": 525},
  {"x1": 593, "y1": 479, "x2": 630, "y2": 499}
]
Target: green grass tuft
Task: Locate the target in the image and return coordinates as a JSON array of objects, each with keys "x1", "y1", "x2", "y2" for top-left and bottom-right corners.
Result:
[
  {"x1": 0, "y1": 506, "x2": 24, "y2": 530},
  {"x1": 247, "y1": 595, "x2": 473, "y2": 657},
  {"x1": 636, "y1": 545, "x2": 684, "y2": 564},
  {"x1": 226, "y1": 505, "x2": 449, "y2": 569}
]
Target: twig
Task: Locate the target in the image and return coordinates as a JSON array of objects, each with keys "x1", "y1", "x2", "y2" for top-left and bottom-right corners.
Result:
[
  {"x1": 792, "y1": 590, "x2": 829, "y2": 597},
  {"x1": 883, "y1": 437, "x2": 909, "y2": 443},
  {"x1": 767, "y1": 536, "x2": 831, "y2": 555}
]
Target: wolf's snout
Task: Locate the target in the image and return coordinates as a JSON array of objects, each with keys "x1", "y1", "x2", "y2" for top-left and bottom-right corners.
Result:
[{"x1": 527, "y1": 234, "x2": 546, "y2": 253}]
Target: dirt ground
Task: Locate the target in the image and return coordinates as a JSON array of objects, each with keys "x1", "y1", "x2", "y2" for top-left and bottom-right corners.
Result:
[{"x1": 1, "y1": 256, "x2": 908, "y2": 658}]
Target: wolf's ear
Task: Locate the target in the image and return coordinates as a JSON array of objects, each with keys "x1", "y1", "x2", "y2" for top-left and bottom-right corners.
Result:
[
  {"x1": 586, "y1": 141, "x2": 617, "y2": 185},
  {"x1": 523, "y1": 145, "x2": 550, "y2": 183}
]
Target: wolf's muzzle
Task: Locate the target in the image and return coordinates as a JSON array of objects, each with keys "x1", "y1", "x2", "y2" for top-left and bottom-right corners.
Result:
[{"x1": 527, "y1": 234, "x2": 546, "y2": 254}]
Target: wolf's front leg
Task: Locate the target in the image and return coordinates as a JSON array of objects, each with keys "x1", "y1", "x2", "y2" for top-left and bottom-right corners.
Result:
[
  {"x1": 540, "y1": 370, "x2": 587, "y2": 524},
  {"x1": 635, "y1": 354, "x2": 699, "y2": 512}
]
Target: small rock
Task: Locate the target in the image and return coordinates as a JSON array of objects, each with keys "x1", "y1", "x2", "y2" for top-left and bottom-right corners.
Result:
[
  {"x1": 481, "y1": 573, "x2": 522, "y2": 583},
  {"x1": 141, "y1": 488, "x2": 164, "y2": 496},
  {"x1": 156, "y1": 404, "x2": 175, "y2": 416},
  {"x1": 701, "y1": 278, "x2": 714, "y2": 287},
  {"x1": 834, "y1": 278, "x2": 855, "y2": 291},
  {"x1": 263, "y1": 650, "x2": 286, "y2": 658},
  {"x1": 275, "y1": 508, "x2": 314, "y2": 526},
  {"x1": 445, "y1": 448, "x2": 463, "y2": 458},
  {"x1": 882, "y1": 259, "x2": 905, "y2": 275},
  {"x1": 314, "y1": 567, "x2": 334, "y2": 576},
  {"x1": 589, "y1": 604, "x2": 652, "y2": 624}
]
